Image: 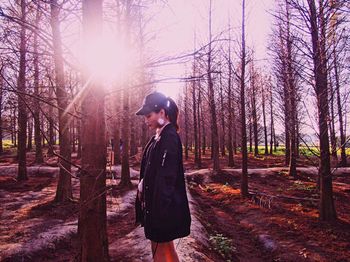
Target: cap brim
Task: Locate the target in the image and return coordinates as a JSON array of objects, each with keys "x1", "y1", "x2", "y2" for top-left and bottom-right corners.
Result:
[{"x1": 135, "y1": 105, "x2": 152, "y2": 116}]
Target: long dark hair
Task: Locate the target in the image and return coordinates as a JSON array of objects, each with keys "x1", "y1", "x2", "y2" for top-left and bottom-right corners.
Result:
[{"x1": 155, "y1": 97, "x2": 179, "y2": 132}]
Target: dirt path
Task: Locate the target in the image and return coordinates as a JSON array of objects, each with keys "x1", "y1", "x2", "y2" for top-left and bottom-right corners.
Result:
[{"x1": 0, "y1": 165, "x2": 215, "y2": 261}]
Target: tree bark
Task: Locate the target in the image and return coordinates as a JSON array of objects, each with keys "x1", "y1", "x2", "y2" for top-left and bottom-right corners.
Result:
[
  {"x1": 78, "y1": 0, "x2": 109, "y2": 260},
  {"x1": 240, "y1": 0, "x2": 248, "y2": 197},
  {"x1": 269, "y1": 82, "x2": 274, "y2": 155},
  {"x1": 17, "y1": 0, "x2": 28, "y2": 181},
  {"x1": 227, "y1": 48, "x2": 234, "y2": 166},
  {"x1": 250, "y1": 65, "x2": 259, "y2": 156},
  {"x1": 50, "y1": 0, "x2": 72, "y2": 202},
  {"x1": 192, "y1": 67, "x2": 200, "y2": 167},
  {"x1": 334, "y1": 47, "x2": 347, "y2": 167},
  {"x1": 308, "y1": 0, "x2": 337, "y2": 221},
  {"x1": 33, "y1": 5, "x2": 43, "y2": 164},
  {"x1": 208, "y1": 0, "x2": 220, "y2": 172},
  {"x1": 262, "y1": 85, "x2": 268, "y2": 155},
  {"x1": 27, "y1": 117, "x2": 33, "y2": 150},
  {"x1": 184, "y1": 85, "x2": 189, "y2": 160},
  {"x1": 219, "y1": 73, "x2": 226, "y2": 157},
  {"x1": 285, "y1": 1, "x2": 297, "y2": 178},
  {"x1": 120, "y1": 87, "x2": 132, "y2": 188}
]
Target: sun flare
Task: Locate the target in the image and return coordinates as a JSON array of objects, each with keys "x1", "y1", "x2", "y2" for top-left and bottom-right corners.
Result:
[{"x1": 81, "y1": 35, "x2": 137, "y2": 83}]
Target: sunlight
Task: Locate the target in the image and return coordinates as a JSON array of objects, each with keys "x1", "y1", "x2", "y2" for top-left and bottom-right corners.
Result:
[{"x1": 82, "y1": 35, "x2": 136, "y2": 83}]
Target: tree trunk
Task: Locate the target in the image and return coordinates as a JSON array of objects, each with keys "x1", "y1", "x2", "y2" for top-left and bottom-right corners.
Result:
[
  {"x1": 227, "y1": 49, "x2": 234, "y2": 167},
  {"x1": 50, "y1": 0, "x2": 72, "y2": 202},
  {"x1": 208, "y1": 0, "x2": 220, "y2": 172},
  {"x1": 78, "y1": 0, "x2": 109, "y2": 260},
  {"x1": 240, "y1": 0, "x2": 248, "y2": 197},
  {"x1": 113, "y1": 120, "x2": 121, "y2": 165},
  {"x1": 334, "y1": 47, "x2": 347, "y2": 167},
  {"x1": 308, "y1": 0, "x2": 337, "y2": 221},
  {"x1": 77, "y1": 118, "x2": 82, "y2": 159},
  {"x1": 329, "y1": 77, "x2": 337, "y2": 161},
  {"x1": 262, "y1": 86, "x2": 268, "y2": 155},
  {"x1": 219, "y1": 73, "x2": 226, "y2": 157},
  {"x1": 17, "y1": 0, "x2": 28, "y2": 181},
  {"x1": 192, "y1": 70, "x2": 200, "y2": 168},
  {"x1": 33, "y1": 5, "x2": 43, "y2": 164},
  {"x1": 197, "y1": 82, "x2": 202, "y2": 164},
  {"x1": 248, "y1": 107, "x2": 253, "y2": 153},
  {"x1": 120, "y1": 88, "x2": 132, "y2": 188},
  {"x1": 27, "y1": 117, "x2": 33, "y2": 150},
  {"x1": 184, "y1": 85, "x2": 189, "y2": 160},
  {"x1": 250, "y1": 65, "x2": 259, "y2": 156},
  {"x1": 130, "y1": 120, "x2": 138, "y2": 157},
  {"x1": 269, "y1": 81, "x2": 274, "y2": 155},
  {"x1": 285, "y1": 1, "x2": 297, "y2": 178},
  {"x1": 47, "y1": 82, "x2": 55, "y2": 156}
]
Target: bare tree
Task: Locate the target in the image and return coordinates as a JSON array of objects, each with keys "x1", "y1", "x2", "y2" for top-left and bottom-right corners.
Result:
[
  {"x1": 33, "y1": 2, "x2": 43, "y2": 164},
  {"x1": 240, "y1": 0, "x2": 249, "y2": 197},
  {"x1": 207, "y1": 0, "x2": 220, "y2": 172},
  {"x1": 17, "y1": 0, "x2": 28, "y2": 181},
  {"x1": 78, "y1": 0, "x2": 109, "y2": 260},
  {"x1": 50, "y1": 0, "x2": 72, "y2": 202}
]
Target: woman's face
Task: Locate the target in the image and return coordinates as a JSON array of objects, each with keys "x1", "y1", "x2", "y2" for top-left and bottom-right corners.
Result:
[{"x1": 144, "y1": 109, "x2": 166, "y2": 130}]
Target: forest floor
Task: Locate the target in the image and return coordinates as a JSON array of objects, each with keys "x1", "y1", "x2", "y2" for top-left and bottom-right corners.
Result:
[{"x1": 0, "y1": 148, "x2": 349, "y2": 261}]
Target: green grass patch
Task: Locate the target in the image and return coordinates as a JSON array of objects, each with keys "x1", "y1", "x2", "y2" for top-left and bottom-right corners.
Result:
[
  {"x1": 289, "y1": 180, "x2": 316, "y2": 192},
  {"x1": 209, "y1": 233, "x2": 235, "y2": 261}
]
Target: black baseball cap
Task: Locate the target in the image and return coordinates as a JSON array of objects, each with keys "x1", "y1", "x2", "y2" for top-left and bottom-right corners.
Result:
[{"x1": 135, "y1": 92, "x2": 168, "y2": 116}]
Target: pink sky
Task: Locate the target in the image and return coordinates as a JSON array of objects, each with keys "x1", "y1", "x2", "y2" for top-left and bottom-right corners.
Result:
[{"x1": 145, "y1": 0, "x2": 274, "y2": 98}]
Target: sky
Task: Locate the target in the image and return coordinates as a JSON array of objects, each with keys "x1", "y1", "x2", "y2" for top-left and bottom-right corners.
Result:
[{"x1": 144, "y1": 0, "x2": 274, "y2": 98}]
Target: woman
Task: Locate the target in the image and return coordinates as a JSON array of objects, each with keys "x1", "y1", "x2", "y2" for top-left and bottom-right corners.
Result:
[{"x1": 134, "y1": 92, "x2": 191, "y2": 261}]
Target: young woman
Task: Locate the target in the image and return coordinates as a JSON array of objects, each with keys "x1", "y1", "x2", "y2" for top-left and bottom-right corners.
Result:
[{"x1": 135, "y1": 92, "x2": 191, "y2": 261}]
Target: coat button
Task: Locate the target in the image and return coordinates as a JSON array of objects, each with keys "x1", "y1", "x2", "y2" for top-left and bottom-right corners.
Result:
[
  {"x1": 146, "y1": 210, "x2": 149, "y2": 214},
  {"x1": 145, "y1": 186, "x2": 149, "y2": 189}
]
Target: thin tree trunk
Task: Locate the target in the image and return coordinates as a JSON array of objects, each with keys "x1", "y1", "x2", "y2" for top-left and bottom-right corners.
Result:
[
  {"x1": 33, "y1": 6, "x2": 43, "y2": 163},
  {"x1": 130, "y1": 115, "x2": 138, "y2": 156},
  {"x1": 197, "y1": 83, "x2": 202, "y2": 164},
  {"x1": 17, "y1": 0, "x2": 28, "y2": 181},
  {"x1": 50, "y1": 0, "x2": 72, "y2": 202},
  {"x1": 192, "y1": 68, "x2": 200, "y2": 167},
  {"x1": 334, "y1": 48, "x2": 347, "y2": 167},
  {"x1": 208, "y1": 0, "x2": 220, "y2": 172},
  {"x1": 27, "y1": 117, "x2": 33, "y2": 150},
  {"x1": 227, "y1": 48, "x2": 234, "y2": 166},
  {"x1": 262, "y1": 86, "x2": 268, "y2": 155},
  {"x1": 329, "y1": 77, "x2": 337, "y2": 161},
  {"x1": 113, "y1": 123, "x2": 121, "y2": 165},
  {"x1": 184, "y1": 85, "x2": 189, "y2": 160},
  {"x1": 269, "y1": 83, "x2": 274, "y2": 155},
  {"x1": 47, "y1": 83, "x2": 54, "y2": 156},
  {"x1": 219, "y1": 73, "x2": 226, "y2": 157},
  {"x1": 240, "y1": 0, "x2": 248, "y2": 197},
  {"x1": 77, "y1": 118, "x2": 82, "y2": 159},
  {"x1": 120, "y1": 88, "x2": 132, "y2": 188},
  {"x1": 286, "y1": 1, "x2": 297, "y2": 178},
  {"x1": 250, "y1": 65, "x2": 259, "y2": 156}
]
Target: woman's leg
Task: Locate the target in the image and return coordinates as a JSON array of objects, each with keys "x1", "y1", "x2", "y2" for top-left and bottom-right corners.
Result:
[{"x1": 151, "y1": 241, "x2": 180, "y2": 262}]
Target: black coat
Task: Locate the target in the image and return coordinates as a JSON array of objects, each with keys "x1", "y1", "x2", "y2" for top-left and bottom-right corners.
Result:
[{"x1": 135, "y1": 123, "x2": 191, "y2": 243}]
